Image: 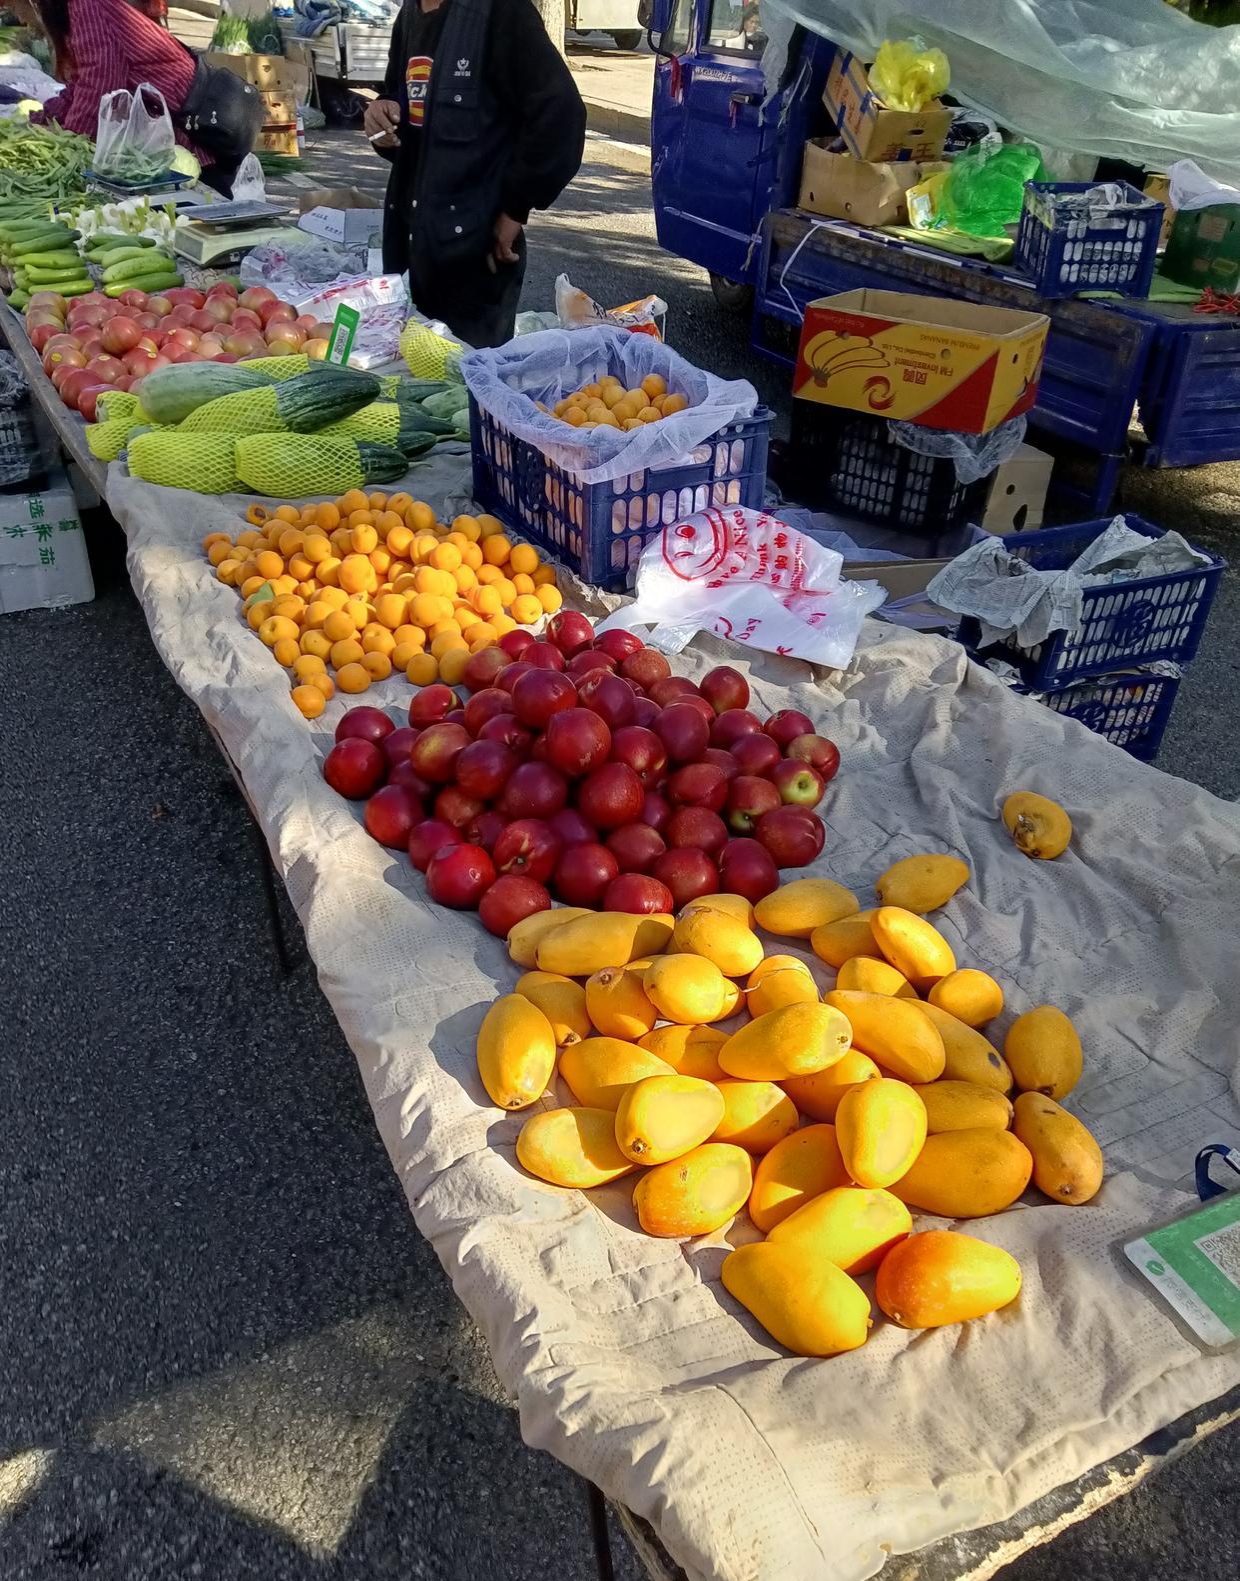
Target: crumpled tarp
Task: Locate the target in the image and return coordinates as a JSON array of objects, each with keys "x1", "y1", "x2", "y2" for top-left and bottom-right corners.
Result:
[
  {"x1": 106, "y1": 457, "x2": 1240, "y2": 1581},
  {"x1": 764, "y1": 0, "x2": 1240, "y2": 186}
]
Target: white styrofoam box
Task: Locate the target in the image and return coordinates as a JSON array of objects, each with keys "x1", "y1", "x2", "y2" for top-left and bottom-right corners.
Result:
[
  {"x1": 0, "y1": 467, "x2": 93, "y2": 614},
  {"x1": 981, "y1": 442, "x2": 1054, "y2": 533}
]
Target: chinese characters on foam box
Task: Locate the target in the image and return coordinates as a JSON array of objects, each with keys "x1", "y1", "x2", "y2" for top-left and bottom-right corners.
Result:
[{"x1": 0, "y1": 468, "x2": 93, "y2": 615}]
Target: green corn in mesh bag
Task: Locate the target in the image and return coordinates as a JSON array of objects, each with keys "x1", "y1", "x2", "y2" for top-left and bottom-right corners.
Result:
[{"x1": 941, "y1": 144, "x2": 1046, "y2": 238}]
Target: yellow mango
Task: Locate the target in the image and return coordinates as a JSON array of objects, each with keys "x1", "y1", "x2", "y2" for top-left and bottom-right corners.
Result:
[
  {"x1": 745, "y1": 954, "x2": 819, "y2": 1018},
  {"x1": 780, "y1": 1050, "x2": 880, "y2": 1122},
  {"x1": 890, "y1": 1129, "x2": 1033, "y2": 1218},
  {"x1": 614, "y1": 1073, "x2": 725, "y2": 1164},
  {"x1": 835, "y1": 1078, "x2": 927, "y2": 1188},
  {"x1": 913, "y1": 1001, "x2": 1014, "y2": 1092},
  {"x1": 638, "y1": 1023, "x2": 727, "y2": 1081},
  {"x1": 721, "y1": 1241, "x2": 871, "y2": 1357},
  {"x1": 585, "y1": 965, "x2": 657, "y2": 1040},
  {"x1": 718, "y1": 978, "x2": 744, "y2": 1018},
  {"x1": 876, "y1": 1229, "x2": 1022, "y2": 1327},
  {"x1": 633, "y1": 1142, "x2": 752, "y2": 1237},
  {"x1": 672, "y1": 907, "x2": 764, "y2": 977},
  {"x1": 911, "y1": 1080, "x2": 1014, "y2": 1134},
  {"x1": 769, "y1": 1185, "x2": 912, "y2": 1275},
  {"x1": 835, "y1": 956, "x2": 917, "y2": 999},
  {"x1": 537, "y1": 911, "x2": 674, "y2": 976},
  {"x1": 681, "y1": 892, "x2": 754, "y2": 929},
  {"x1": 809, "y1": 911, "x2": 877, "y2": 969},
  {"x1": 748, "y1": 1123, "x2": 849, "y2": 1231},
  {"x1": 754, "y1": 878, "x2": 859, "y2": 939},
  {"x1": 559, "y1": 1038, "x2": 674, "y2": 1111},
  {"x1": 710, "y1": 1079, "x2": 800, "y2": 1154},
  {"x1": 643, "y1": 953, "x2": 728, "y2": 1024},
  {"x1": 475, "y1": 994, "x2": 557, "y2": 1110},
  {"x1": 824, "y1": 991, "x2": 945, "y2": 1083},
  {"x1": 1005, "y1": 1005, "x2": 1082, "y2": 1099},
  {"x1": 720, "y1": 1001, "x2": 852, "y2": 1081},
  {"x1": 516, "y1": 1107, "x2": 636, "y2": 1188},
  {"x1": 875, "y1": 853, "x2": 969, "y2": 913},
  {"x1": 514, "y1": 970, "x2": 591, "y2": 1047},
  {"x1": 507, "y1": 907, "x2": 591, "y2": 968},
  {"x1": 1002, "y1": 791, "x2": 1072, "y2": 860},
  {"x1": 1013, "y1": 1093, "x2": 1104, "y2": 1204},
  {"x1": 871, "y1": 906, "x2": 956, "y2": 990},
  {"x1": 928, "y1": 968, "x2": 1004, "y2": 1028}
]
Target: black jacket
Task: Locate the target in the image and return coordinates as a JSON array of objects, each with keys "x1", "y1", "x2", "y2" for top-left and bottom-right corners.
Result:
[{"x1": 380, "y1": 0, "x2": 585, "y2": 274}]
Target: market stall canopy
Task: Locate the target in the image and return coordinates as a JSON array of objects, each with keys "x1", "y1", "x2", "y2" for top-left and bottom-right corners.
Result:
[{"x1": 762, "y1": 0, "x2": 1240, "y2": 184}]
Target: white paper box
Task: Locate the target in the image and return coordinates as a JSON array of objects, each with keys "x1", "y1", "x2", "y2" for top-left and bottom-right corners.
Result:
[{"x1": 0, "y1": 467, "x2": 93, "y2": 614}]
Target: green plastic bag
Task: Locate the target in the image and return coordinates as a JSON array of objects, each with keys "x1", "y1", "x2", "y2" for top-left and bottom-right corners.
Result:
[{"x1": 940, "y1": 144, "x2": 1046, "y2": 238}]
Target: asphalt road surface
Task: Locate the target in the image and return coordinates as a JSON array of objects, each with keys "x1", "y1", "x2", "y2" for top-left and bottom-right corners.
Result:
[{"x1": 0, "y1": 129, "x2": 1236, "y2": 1581}]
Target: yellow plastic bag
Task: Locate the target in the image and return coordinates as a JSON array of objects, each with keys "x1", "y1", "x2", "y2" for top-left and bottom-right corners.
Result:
[{"x1": 869, "y1": 38, "x2": 950, "y2": 113}]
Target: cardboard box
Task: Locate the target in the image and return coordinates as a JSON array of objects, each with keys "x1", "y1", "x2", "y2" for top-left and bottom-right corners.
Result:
[
  {"x1": 260, "y1": 89, "x2": 298, "y2": 125},
  {"x1": 297, "y1": 188, "x2": 385, "y2": 247},
  {"x1": 798, "y1": 141, "x2": 922, "y2": 228},
  {"x1": 1144, "y1": 174, "x2": 1176, "y2": 250},
  {"x1": 256, "y1": 123, "x2": 299, "y2": 157},
  {"x1": 851, "y1": 555, "x2": 954, "y2": 602},
  {"x1": 0, "y1": 467, "x2": 93, "y2": 615},
  {"x1": 823, "y1": 50, "x2": 952, "y2": 164},
  {"x1": 205, "y1": 51, "x2": 307, "y2": 97},
  {"x1": 981, "y1": 443, "x2": 1053, "y2": 533},
  {"x1": 794, "y1": 288, "x2": 1050, "y2": 435}
]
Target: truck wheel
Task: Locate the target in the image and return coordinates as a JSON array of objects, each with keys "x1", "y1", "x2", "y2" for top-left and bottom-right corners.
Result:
[
  {"x1": 709, "y1": 274, "x2": 754, "y2": 314},
  {"x1": 610, "y1": 29, "x2": 644, "y2": 48}
]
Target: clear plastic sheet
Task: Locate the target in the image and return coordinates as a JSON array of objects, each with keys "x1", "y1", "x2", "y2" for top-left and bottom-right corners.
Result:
[
  {"x1": 762, "y1": 0, "x2": 1240, "y2": 185},
  {"x1": 890, "y1": 413, "x2": 1027, "y2": 485}
]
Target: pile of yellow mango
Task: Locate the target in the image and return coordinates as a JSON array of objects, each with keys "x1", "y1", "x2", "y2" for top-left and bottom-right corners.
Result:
[{"x1": 474, "y1": 838, "x2": 1100, "y2": 1359}]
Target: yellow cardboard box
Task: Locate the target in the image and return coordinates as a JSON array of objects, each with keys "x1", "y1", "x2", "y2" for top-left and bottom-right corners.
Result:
[
  {"x1": 823, "y1": 51, "x2": 952, "y2": 165},
  {"x1": 794, "y1": 288, "x2": 1049, "y2": 435}
]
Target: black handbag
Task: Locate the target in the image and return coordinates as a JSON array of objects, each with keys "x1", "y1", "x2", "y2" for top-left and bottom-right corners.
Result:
[{"x1": 176, "y1": 56, "x2": 265, "y2": 165}]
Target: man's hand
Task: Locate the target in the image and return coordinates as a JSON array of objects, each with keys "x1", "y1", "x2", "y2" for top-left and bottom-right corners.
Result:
[
  {"x1": 487, "y1": 213, "x2": 523, "y2": 273},
  {"x1": 363, "y1": 97, "x2": 401, "y2": 149}
]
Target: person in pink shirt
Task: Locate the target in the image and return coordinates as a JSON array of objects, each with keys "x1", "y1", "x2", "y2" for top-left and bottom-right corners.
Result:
[{"x1": 29, "y1": 0, "x2": 263, "y2": 194}]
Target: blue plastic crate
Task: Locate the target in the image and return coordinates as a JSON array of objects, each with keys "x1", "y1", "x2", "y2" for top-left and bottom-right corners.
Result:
[
  {"x1": 1015, "y1": 673, "x2": 1180, "y2": 761},
  {"x1": 1015, "y1": 182, "x2": 1163, "y2": 299},
  {"x1": 959, "y1": 516, "x2": 1226, "y2": 688},
  {"x1": 469, "y1": 398, "x2": 773, "y2": 592}
]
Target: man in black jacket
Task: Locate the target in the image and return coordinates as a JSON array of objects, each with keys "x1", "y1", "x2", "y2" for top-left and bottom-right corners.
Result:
[{"x1": 364, "y1": 0, "x2": 586, "y2": 347}]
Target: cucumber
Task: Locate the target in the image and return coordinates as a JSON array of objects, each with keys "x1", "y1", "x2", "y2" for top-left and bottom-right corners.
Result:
[
  {"x1": 18, "y1": 249, "x2": 84, "y2": 270},
  {"x1": 37, "y1": 279, "x2": 93, "y2": 298},
  {"x1": 89, "y1": 232, "x2": 155, "y2": 251},
  {"x1": 101, "y1": 251, "x2": 176, "y2": 283},
  {"x1": 11, "y1": 228, "x2": 79, "y2": 256},
  {"x1": 6, "y1": 288, "x2": 29, "y2": 309},
  {"x1": 96, "y1": 245, "x2": 161, "y2": 272},
  {"x1": 24, "y1": 265, "x2": 90, "y2": 285},
  {"x1": 104, "y1": 273, "x2": 182, "y2": 297}
]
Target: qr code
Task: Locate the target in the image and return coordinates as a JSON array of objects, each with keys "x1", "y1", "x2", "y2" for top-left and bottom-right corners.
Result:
[{"x1": 1195, "y1": 1224, "x2": 1240, "y2": 1287}]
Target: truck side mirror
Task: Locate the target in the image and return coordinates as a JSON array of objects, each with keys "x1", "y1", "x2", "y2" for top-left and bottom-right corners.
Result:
[{"x1": 646, "y1": 0, "x2": 672, "y2": 52}]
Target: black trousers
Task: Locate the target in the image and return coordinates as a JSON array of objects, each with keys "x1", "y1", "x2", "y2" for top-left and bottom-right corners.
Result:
[{"x1": 408, "y1": 234, "x2": 527, "y2": 349}]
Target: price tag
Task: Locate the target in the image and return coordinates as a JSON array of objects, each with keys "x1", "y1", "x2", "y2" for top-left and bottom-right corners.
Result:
[{"x1": 1125, "y1": 1187, "x2": 1240, "y2": 1349}]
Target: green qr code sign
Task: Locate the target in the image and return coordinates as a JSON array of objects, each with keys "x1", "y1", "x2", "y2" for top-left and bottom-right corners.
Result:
[{"x1": 1126, "y1": 1192, "x2": 1240, "y2": 1349}]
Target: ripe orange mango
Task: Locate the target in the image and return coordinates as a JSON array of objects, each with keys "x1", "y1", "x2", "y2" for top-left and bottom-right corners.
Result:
[
  {"x1": 633, "y1": 1142, "x2": 753, "y2": 1237},
  {"x1": 876, "y1": 1230, "x2": 1022, "y2": 1327},
  {"x1": 748, "y1": 1123, "x2": 849, "y2": 1232},
  {"x1": 769, "y1": 1185, "x2": 912, "y2": 1274},
  {"x1": 835, "y1": 1078, "x2": 927, "y2": 1188}
]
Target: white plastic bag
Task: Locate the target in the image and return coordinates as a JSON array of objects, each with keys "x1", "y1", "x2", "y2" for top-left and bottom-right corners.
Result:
[
  {"x1": 231, "y1": 153, "x2": 267, "y2": 204},
  {"x1": 595, "y1": 506, "x2": 885, "y2": 670},
  {"x1": 293, "y1": 273, "x2": 409, "y2": 368},
  {"x1": 459, "y1": 326, "x2": 758, "y2": 486},
  {"x1": 93, "y1": 84, "x2": 174, "y2": 184}
]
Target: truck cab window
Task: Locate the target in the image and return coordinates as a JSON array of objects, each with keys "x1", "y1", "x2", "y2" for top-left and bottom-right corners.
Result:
[
  {"x1": 705, "y1": 0, "x2": 766, "y2": 56},
  {"x1": 665, "y1": 0, "x2": 693, "y2": 54}
]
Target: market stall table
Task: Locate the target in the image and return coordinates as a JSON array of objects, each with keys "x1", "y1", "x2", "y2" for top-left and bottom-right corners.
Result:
[{"x1": 99, "y1": 451, "x2": 1240, "y2": 1581}]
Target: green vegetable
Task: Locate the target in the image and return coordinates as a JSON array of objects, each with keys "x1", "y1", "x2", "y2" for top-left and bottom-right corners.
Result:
[
  {"x1": 104, "y1": 273, "x2": 182, "y2": 297},
  {"x1": 128, "y1": 431, "x2": 240, "y2": 493},
  {"x1": 96, "y1": 244, "x2": 162, "y2": 272},
  {"x1": 0, "y1": 121, "x2": 92, "y2": 204},
  {"x1": 24, "y1": 262, "x2": 91, "y2": 284},
  {"x1": 234, "y1": 435, "x2": 409, "y2": 496},
  {"x1": 31, "y1": 278, "x2": 92, "y2": 298},
  {"x1": 138, "y1": 362, "x2": 275, "y2": 425},
  {"x1": 87, "y1": 232, "x2": 155, "y2": 253},
  {"x1": 421, "y1": 388, "x2": 471, "y2": 420},
  {"x1": 18, "y1": 248, "x2": 82, "y2": 269},
  {"x1": 8, "y1": 226, "x2": 78, "y2": 256},
  {"x1": 6, "y1": 288, "x2": 29, "y2": 309},
  {"x1": 102, "y1": 251, "x2": 176, "y2": 283},
  {"x1": 180, "y1": 366, "x2": 382, "y2": 434}
]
